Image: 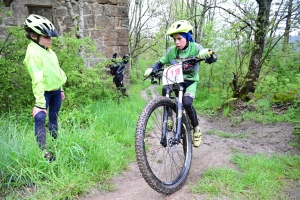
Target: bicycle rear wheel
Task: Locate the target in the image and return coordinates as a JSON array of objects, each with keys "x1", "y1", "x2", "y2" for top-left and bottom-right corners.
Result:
[{"x1": 135, "y1": 96, "x2": 193, "y2": 194}]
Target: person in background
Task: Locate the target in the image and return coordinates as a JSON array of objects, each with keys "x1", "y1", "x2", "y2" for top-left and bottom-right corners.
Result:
[
  {"x1": 23, "y1": 14, "x2": 67, "y2": 162},
  {"x1": 110, "y1": 53, "x2": 130, "y2": 96},
  {"x1": 144, "y1": 20, "x2": 217, "y2": 148}
]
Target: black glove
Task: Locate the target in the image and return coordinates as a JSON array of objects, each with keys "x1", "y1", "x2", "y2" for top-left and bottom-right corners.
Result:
[
  {"x1": 205, "y1": 53, "x2": 217, "y2": 64},
  {"x1": 113, "y1": 53, "x2": 117, "y2": 59},
  {"x1": 151, "y1": 61, "x2": 164, "y2": 70}
]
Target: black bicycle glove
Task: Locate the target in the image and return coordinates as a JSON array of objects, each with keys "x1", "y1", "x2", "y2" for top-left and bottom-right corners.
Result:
[{"x1": 151, "y1": 61, "x2": 164, "y2": 70}]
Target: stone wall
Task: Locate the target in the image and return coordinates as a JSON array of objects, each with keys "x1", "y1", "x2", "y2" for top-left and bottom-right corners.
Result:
[{"x1": 0, "y1": 0, "x2": 130, "y2": 85}]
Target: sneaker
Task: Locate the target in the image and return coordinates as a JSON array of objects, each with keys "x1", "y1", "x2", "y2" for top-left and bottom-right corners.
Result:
[
  {"x1": 167, "y1": 118, "x2": 173, "y2": 131},
  {"x1": 44, "y1": 150, "x2": 55, "y2": 162},
  {"x1": 193, "y1": 127, "x2": 202, "y2": 148}
]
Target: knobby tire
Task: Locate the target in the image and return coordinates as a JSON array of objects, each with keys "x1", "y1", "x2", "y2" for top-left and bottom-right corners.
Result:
[{"x1": 135, "y1": 96, "x2": 193, "y2": 194}]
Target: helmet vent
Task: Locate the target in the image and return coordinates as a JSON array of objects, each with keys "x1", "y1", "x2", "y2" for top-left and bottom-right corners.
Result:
[
  {"x1": 24, "y1": 14, "x2": 58, "y2": 37},
  {"x1": 166, "y1": 20, "x2": 193, "y2": 36},
  {"x1": 33, "y1": 15, "x2": 41, "y2": 19},
  {"x1": 43, "y1": 23, "x2": 50, "y2": 30},
  {"x1": 34, "y1": 26, "x2": 43, "y2": 33}
]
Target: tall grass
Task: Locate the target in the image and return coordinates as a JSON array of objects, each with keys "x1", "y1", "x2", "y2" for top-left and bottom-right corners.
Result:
[
  {"x1": 0, "y1": 85, "x2": 147, "y2": 199},
  {"x1": 190, "y1": 154, "x2": 300, "y2": 199},
  {"x1": 1, "y1": 75, "x2": 300, "y2": 199},
  {"x1": 194, "y1": 88, "x2": 300, "y2": 125}
]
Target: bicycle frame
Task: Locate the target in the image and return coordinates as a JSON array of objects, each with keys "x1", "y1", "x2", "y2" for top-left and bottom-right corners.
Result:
[
  {"x1": 161, "y1": 84, "x2": 185, "y2": 146},
  {"x1": 144, "y1": 56, "x2": 205, "y2": 146},
  {"x1": 136, "y1": 55, "x2": 212, "y2": 194}
]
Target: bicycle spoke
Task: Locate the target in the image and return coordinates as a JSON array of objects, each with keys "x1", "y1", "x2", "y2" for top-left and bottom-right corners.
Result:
[{"x1": 136, "y1": 96, "x2": 192, "y2": 194}]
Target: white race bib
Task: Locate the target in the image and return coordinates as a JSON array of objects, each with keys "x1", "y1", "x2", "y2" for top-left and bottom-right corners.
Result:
[{"x1": 162, "y1": 63, "x2": 184, "y2": 85}]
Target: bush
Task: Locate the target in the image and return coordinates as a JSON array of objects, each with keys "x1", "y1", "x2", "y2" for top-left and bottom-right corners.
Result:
[
  {"x1": 0, "y1": 27, "x2": 34, "y2": 114},
  {"x1": 0, "y1": 27, "x2": 115, "y2": 115}
]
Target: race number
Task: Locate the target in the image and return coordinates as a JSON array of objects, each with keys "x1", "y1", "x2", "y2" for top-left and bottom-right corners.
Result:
[{"x1": 162, "y1": 63, "x2": 184, "y2": 85}]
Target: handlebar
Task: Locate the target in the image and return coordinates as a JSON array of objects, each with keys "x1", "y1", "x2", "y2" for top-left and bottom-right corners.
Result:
[
  {"x1": 143, "y1": 68, "x2": 163, "y2": 81},
  {"x1": 143, "y1": 51, "x2": 214, "y2": 81}
]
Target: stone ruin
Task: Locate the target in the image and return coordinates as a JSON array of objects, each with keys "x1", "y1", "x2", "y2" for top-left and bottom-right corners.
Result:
[{"x1": 1, "y1": 0, "x2": 130, "y2": 84}]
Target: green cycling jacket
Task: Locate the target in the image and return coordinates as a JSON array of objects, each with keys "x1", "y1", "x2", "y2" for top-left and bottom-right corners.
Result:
[
  {"x1": 159, "y1": 42, "x2": 203, "y2": 82},
  {"x1": 24, "y1": 41, "x2": 67, "y2": 109}
]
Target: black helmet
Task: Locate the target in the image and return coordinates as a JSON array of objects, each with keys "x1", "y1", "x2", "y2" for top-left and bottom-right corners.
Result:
[{"x1": 122, "y1": 54, "x2": 130, "y2": 63}]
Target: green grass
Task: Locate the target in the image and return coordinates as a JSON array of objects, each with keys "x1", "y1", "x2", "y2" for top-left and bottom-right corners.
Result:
[
  {"x1": 190, "y1": 154, "x2": 300, "y2": 199},
  {"x1": 194, "y1": 91, "x2": 224, "y2": 116},
  {"x1": 191, "y1": 88, "x2": 300, "y2": 199},
  {"x1": 0, "y1": 84, "x2": 146, "y2": 199},
  {"x1": 194, "y1": 89, "x2": 300, "y2": 125},
  {"x1": 1, "y1": 79, "x2": 300, "y2": 199},
  {"x1": 205, "y1": 130, "x2": 252, "y2": 139}
]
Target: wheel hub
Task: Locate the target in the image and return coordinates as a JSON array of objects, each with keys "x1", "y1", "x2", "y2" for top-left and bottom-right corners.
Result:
[{"x1": 166, "y1": 131, "x2": 178, "y2": 152}]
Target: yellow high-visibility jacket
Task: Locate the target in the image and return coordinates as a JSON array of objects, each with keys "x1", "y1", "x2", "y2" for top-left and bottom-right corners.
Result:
[{"x1": 24, "y1": 41, "x2": 67, "y2": 108}]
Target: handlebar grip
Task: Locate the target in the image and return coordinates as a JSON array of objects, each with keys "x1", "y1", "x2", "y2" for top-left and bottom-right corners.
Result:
[{"x1": 197, "y1": 50, "x2": 214, "y2": 60}]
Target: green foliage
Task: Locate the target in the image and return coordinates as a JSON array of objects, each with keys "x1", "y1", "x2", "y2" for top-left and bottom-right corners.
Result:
[
  {"x1": 0, "y1": 27, "x2": 33, "y2": 114},
  {"x1": 130, "y1": 53, "x2": 163, "y2": 85},
  {"x1": 190, "y1": 154, "x2": 300, "y2": 199},
  {"x1": 200, "y1": 21, "x2": 218, "y2": 48},
  {"x1": 292, "y1": 125, "x2": 300, "y2": 146},
  {"x1": 47, "y1": 32, "x2": 115, "y2": 109},
  {"x1": 256, "y1": 44, "x2": 300, "y2": 97},
  {"x1": 0, "y1": 86, "x2": 144, "y2": 199},
  {"x1": 194, "y1": 89, "x2": 226, "y2": 117},
  {"x1": 194, "y1": 85, "x2": 300, "y2": 125},
  {"x1": 237, "y1": 97, "x2": 300, "y2": 124},
  {"x1": 271, "y1": 91, "x2": 299, "y2": 103},
  {"x1": 0, "y1": 27, "x2": 115, "y2": 115}
]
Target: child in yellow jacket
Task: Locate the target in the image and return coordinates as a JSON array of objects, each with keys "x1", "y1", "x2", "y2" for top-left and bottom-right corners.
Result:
[{"x1": 23, "y1": 14, "x2": 67, "y2": 162}]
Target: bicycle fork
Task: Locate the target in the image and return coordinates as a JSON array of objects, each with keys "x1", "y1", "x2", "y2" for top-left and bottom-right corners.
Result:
[{"x1": 160, "y1": 85, "x2": 184, "y2": 147}]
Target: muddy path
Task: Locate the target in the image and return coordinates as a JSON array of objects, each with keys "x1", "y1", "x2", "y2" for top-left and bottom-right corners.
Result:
[{"x1": 79, "y1": 85, "x2": 299, "y2": 200}]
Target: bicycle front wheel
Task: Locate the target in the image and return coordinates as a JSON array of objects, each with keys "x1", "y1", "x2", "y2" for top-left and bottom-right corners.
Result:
[{"x1": 135, "y1": 96, "x2": 193, "y2": 194}]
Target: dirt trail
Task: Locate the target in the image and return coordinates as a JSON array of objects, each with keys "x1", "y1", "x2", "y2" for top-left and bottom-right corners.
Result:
[{"x1": 79, "y1": 85, "x2": 299, "y2": 200}]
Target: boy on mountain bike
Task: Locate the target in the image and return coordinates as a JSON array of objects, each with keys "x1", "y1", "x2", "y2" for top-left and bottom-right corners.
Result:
[
  {"x1": 23, "y1": 14, "x2": 67, "y2": 161},
  {"x1": 110, "y1": 53, "x2": 129, "y2": 96},
  {"x1": 144, "y1": 20, "x2": 217, "y2": 148}
]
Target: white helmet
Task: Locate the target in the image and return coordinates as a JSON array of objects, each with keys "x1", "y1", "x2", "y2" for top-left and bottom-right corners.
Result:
[{"x1": 24, "y1": 14, "x2": 58, "y2": 37}]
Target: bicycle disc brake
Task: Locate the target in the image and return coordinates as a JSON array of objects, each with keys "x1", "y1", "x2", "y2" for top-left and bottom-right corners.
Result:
[{"x1": 166, "y1": 131, "x2": 178, "y2": 152}]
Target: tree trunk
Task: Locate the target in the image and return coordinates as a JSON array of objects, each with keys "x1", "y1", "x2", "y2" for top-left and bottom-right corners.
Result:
[
  {"x1": 196, "y1": 0, "x2": 208, "y2": 43},
  {"x1": 284, "y1": 0, "x2": 293, "y2": 44},
  {"x1": 239, "y1": 0, "x2": 272, "y2": 101},
  {"x1": 130, "y1": 0, "x2": 142, "y2": 79}
]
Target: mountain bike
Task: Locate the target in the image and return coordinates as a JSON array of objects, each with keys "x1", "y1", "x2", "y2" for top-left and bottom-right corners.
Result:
[{"x1": 135, "y1": 56, "x2": 205, "y2": 194}]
